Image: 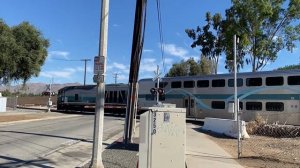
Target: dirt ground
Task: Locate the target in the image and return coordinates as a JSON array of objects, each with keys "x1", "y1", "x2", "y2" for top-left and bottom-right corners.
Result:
[
  {"x1": 0, "y1": 113, "x2": 48, "y2": 123},
  {"x1": 206, "y1": 131, "x2": 300, "y2": 168}
]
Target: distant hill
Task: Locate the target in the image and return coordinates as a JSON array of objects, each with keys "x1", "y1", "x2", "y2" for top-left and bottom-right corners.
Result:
[{"x1": 0, "y1": 83, "x2": 81, "y2": 95}]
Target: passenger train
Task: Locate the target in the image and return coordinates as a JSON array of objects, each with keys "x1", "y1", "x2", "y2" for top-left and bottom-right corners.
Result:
[
  {"x1": 57, "y1": 70, "x2": 300, "y2": 125},
  {"x1": 57, "y1": 84, "x2": 128, "y2": 114}
]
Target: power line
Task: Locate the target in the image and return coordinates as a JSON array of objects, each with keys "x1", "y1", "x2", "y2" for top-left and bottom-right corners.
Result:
[
  {"x1": 51, "y1": 58, "x2": 83, "y2": 61},
  {"x1": 156, "y1": 0, "x2": 166, "y2": 75}
]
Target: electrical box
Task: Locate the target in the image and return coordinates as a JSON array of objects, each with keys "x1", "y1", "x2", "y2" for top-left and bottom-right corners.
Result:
[{"x1": 139, "y1": 107, "x2": 186, "y2": 168}]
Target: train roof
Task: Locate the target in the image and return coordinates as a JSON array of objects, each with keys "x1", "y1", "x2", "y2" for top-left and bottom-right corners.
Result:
[
  {"x1": 58, "y1": 83, "x2": 128, "y2": 92},
  {"x1": 138, "y1": 69, "x2": 300, "y2": 82}
]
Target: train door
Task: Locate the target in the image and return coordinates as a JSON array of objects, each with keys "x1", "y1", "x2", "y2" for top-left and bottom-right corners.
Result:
[{"x1": 184, "y1": 96, "x2": 195, "y2": 117}]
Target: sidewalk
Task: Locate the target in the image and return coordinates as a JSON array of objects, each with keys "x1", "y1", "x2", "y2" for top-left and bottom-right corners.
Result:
[
  {"x1": 186, "y1": 123, "x2": 243, "y2": 168},
  {"x1": 50, "y1": 122, "x2": 243, "y2": 168}
]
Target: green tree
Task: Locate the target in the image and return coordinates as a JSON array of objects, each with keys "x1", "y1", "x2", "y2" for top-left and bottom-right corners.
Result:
[
  {"x1": 186, "y1": 0, "x2": 300, "y2": 73},
  {"x1": 186, "y1": 12, "x2": 223, "y2": 74},
  {"x1": 276, "y1": 64, "x2": 300, "y2": 70},
  {"x1": 166, "y1": 57, "x2": 213, "y2": 77},
  {"x1": 224, "y1": 0, "x2": 300, "y2": 72},
  {"x1": 0, "y1": 20, "x2": 49, "y2": 84},
  {"x1": 0, "y1": 19, "x2": 18, "y2": 84}
]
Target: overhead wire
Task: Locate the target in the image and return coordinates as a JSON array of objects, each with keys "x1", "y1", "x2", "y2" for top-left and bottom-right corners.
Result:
[
  {"x1": 51, "y1": 58, "x2": 83, "y2": 62},
  {"x1": 155, "y1": 0, "x2": 166, "y2": 75}
]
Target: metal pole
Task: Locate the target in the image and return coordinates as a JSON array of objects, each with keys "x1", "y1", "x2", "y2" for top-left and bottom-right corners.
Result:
[
  {"x1": 84, "y1": 60, "x2": 87, "y2": 86},
  {"x1": 238, "y1": 99, "x2": 241, "y2": 158},
  {"x1": 234, "y1": 34, "x2": 237, "y2": 121},
  {"x1": 15, "y1": 95, "x2": 18, "y2": 110},
  {"x1": 81, "y1": 59, "x2": 91, "y2": 86},
  {"x1": 47, "y1": 78, "x2": 53, "y2": 112},
  {"x1": 156, "y1": 65, "x2": 160, "y2": 104},
  {"x1": 90, "y1": 0, "x2": 109, "y2": 167},
  {"x1": 234, "y1": 34, "x2": 241, "y2": 158}
]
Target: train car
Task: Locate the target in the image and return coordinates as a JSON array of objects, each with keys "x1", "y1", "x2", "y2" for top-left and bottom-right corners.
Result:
[
  {"x1": 57, "y1": 84, "x2": 128, "y2": 113},
  {"x1": 138, "y1": 70, "x2": 300, "y2": 125}
]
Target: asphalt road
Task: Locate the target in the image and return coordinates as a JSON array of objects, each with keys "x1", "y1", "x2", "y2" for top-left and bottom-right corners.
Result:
[{"x1": 0, "y1": 114, "x2": 125, "y2": 167}]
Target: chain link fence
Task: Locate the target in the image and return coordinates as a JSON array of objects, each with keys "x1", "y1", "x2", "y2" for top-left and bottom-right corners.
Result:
[
  {"x1": 6, "y1": 96, "x2": 18, "y2": 110},
  {"x1": 239, "y1": 114, "x2": 300, "y2": 167}
]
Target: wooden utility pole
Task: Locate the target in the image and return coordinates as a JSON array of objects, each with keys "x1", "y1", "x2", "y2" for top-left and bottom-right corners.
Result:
[{"x1": 124, "y1": 0, "x2": 147, "y2": 144}]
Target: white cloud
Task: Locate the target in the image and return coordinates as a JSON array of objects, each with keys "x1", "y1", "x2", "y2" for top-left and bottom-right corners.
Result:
[
  {"x1": 106, "y1": 62, "x2": 129, "y2": 74},
  {"x1": 113, "y1": 62, "x2": 127, "y2": 70},
  {"x1": 48, "y1": 51, "x2": 70, "y2": 59},
  {"x1": 143, "y1": 49, "x2": 153, "y2": 53},
  {"x1": 40, "y1": 70, "x2": 73, "y2": 78},
  {"x1": 163, "y1": 43, "x2": 190, "y2": 60},
  {"x1": 140, "y1": 58, "x2": 158, "y2": 73},
  {"x1": 113, "y1": 24, "x2": 120, "y2": 27},
  {"x1": 39, "y1": 66, "x2": 92, "y2": 79},
  {"x1": 63, "y1": 68, "x2": 76, "y2": 73},
  {"x1": 143, "y1": 58, "x2": 156, "y2": 63},
  {"x1": 117, "y1": 74, "x2": 127, "y2": 81}
]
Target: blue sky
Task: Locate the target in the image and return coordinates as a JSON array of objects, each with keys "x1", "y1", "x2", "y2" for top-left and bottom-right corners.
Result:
[{"x1": 0, "y1": 0, "x2": 299, "y2": 85}]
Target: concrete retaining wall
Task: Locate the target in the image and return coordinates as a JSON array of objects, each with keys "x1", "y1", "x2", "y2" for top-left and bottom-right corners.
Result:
[{"x1": 202, "y1": 117, "x2": 250, "y2": 139}]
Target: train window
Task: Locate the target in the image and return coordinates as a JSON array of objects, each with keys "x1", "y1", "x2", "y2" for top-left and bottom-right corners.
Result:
[
  {"x1": 155, "y1": 82, "x2": 168, "y2": 88},
  {"x1": 211, "y1": 101, "x2": 225, "y2": 109},
  {"x1": 266, "y1": 76, "x2": 283, "y2": 86},
  {"x1": 105, "y1": 91, "x2": 108, "y2": 103},
  {"x1": 75, "y1": 94, "x2": 79, "y2": 101},
  {"x1": 184, "y1": 81, "x2": 195, "y2": 88},
  {"x1": 197, "y1": 80, "x2": 209, "y2": 87},
  {"x1": 228, "y1": 78, "x2": 243, "y2": 87},
  {"x1": 266, "y1": 102, "x2": 284, "y2": 111},
  {"x1": 288, "y1": 76, "x2": 300, "y2": 85},
  {"x1": 171, "y1": 81, "x2": 181, "y2": 88},
  {"x1": 109, "y1": 91, "x2": 113, "y2": 103},
  {"x1": 113, "y1": 91, "x2": 118, "y2": 103},
  {"x1": 246, "y1": 78, "x2": 262, "y2": 86},
  {"x1": 246, "y1": 102, "x2": 262, "y2": 111},
  {"x1": 212, "y1": 79, "x2": 225, "y2": 87}
]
